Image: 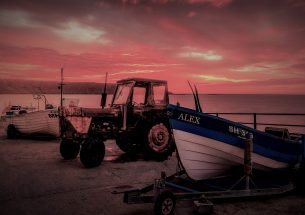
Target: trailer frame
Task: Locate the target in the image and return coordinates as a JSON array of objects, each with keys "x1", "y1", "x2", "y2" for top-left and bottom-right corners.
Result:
[{"x1": 112, "y1": 135, "x2": 305, "y2": 215}]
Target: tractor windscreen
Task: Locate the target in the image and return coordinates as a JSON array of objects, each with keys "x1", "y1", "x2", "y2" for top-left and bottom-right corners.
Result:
[{"x1": 112, "y1": 83, "x2": 133, "y2": 105}]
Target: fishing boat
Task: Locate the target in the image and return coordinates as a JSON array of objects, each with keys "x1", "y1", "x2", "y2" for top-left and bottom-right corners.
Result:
[
  {"x1": 1, "y1": 94, "x2": 82, "y2": 138},
  {"x1": 1, "y1": 94, "x2": 59, "y2": 138},
  {"x1": 2, "y1": 108, "x2": 60, "y2": 138},
  {"x1": 167, "y1": 82, "x2": 305, "y2": 181},
  {"x1": 168, "y1": 104, "x2": 304, "y2": 180}
]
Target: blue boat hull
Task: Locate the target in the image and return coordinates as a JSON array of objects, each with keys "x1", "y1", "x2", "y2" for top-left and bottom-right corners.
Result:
[{"x1": 167, "y1": 105, "x2": 304, "y2": 180}]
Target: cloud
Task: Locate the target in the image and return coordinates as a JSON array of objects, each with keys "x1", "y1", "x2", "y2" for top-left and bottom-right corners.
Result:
[
  {"x1": 0, "y1": 9, "x2": 112, "y2": 49},
  {"x1": 0, "y1": 9, "x2": 38, "y2": 28},
  {"x1": 178, "y1": 50, "x2": 223, "y2": 61},
  {"x1": 289, "y1": 0, "x2": 305, "y2": 8},
  {"x1": 187, "y1": 11, "x2": 197, "y2": 17},
  {"x1": 118, "y1": 0, "x2": 233, "y2": 7},
  {"x1": 120, "y1": 53, "x2": 136, "y2": 56},
  {"x1": 52, "y1": 21, "x2": 111, "y2": 44},
  {"x1": 195, "y1": 74, "x2": 252, "y2": 83},
  {"x1": 186, "y1": 0, "x2": 233, "y2": 7},
  {"x1": 0, "y1": 62, "x2": 42, "y2": 72},
  {"x1": 111, "y1": 70, "x2": 162, "y2": 76},
  {"x1": 66, "y1": 74, "x2": 105, "y2": 80},
  {"x1": 67, "y1": 69, "x2": 162, "y2": 80},
  {"x1": 114, "y1": 63, "x2": 183, "y2": 67},
  {"x1": 231, "y1": 61, "x2": 295, "y2": 73}
]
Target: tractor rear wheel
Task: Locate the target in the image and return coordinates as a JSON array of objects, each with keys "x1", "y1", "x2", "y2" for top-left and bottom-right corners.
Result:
[{"x1": 143, "y1": 122, "x2": 175, "y2": 161}]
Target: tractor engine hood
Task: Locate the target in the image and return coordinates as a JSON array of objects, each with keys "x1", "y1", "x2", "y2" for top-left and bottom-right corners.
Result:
[
  {"x1": 60, "y1": 106, "x2": 121, "y2": 135},
  {"x1": 60, "y1": 106, "x2": 120, "y2": 118}
]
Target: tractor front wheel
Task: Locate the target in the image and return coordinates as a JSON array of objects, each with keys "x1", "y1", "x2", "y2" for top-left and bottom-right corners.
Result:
[
  {"x1": 80, "y1": 136, "x2": 105, "y2": 168},
  {"x1": 60, "y1": 138, "x2": 80, "y2": 160}
]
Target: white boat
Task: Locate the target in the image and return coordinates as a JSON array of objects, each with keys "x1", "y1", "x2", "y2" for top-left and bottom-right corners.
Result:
[
  {"x1": 167, "y1": 104, "x2": 304, "y2": 181},
  {"x1": 2, "y1": 108, "x2": 60, "y2": 138},
  {"x1": 0, "y1": 94, "x2": 77, "y2": 138}
]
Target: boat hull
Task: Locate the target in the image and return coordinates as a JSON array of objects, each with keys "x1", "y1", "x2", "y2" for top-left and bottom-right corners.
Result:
[
  {"x1": 168, "y1": 105, "x2": 303, "y2": 181},
  {"x1": 2, "y1": 109, "x2": 59, "y2": 137}
]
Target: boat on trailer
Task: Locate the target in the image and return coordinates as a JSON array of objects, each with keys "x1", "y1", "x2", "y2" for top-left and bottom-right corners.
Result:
[
  {"x1": 167, "y1": 104, "x2": 304, "y2": 181},
  {"x1": 116, "y1": 84, "x2": 305, "y2": 215},
  {"x1": 117, "y1": 114, "x2": 305, "y2": 215}
]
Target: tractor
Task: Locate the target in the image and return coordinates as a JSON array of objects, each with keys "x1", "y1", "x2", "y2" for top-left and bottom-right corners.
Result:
[{"x1": 59, "y1": 78, "x2": 175, "y2": 167}]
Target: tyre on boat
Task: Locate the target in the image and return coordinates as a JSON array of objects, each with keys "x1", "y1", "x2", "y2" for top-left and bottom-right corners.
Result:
[{"x1": 7, "y1": 124, "x2": 20, "y2": 139}]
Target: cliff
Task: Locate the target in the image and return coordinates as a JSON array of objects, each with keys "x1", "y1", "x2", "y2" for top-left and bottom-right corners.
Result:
[{"x1": 0, "y1": 79, "x2": 116, "y2": 94}]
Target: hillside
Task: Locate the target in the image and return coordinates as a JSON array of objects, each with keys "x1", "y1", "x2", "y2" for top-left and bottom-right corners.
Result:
[{"x1": 0, "y1": 79, "x2": 116, "y2": 94}]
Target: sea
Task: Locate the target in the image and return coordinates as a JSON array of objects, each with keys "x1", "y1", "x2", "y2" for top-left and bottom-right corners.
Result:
[{"x1": 1, "y1": 94, "x2": 305, "y2": 133}]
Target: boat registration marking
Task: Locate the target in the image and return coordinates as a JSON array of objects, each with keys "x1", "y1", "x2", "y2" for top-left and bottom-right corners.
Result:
[
  {"x1": 48, "y1": 113, "x2": 59, "y2": 118},
  {"x1": 177, "y1": 113, "x2": 200, "y2": 124},
  {"x1": 229, "y1": 125, "x2": 250, "y2": 138}
]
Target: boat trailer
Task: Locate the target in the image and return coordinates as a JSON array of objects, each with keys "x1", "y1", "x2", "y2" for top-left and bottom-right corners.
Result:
[
  {"x1": 112, "y1": 135, "x2": 305, "y2": 215},
  {"x1": 112, "y1": 169, "x2": 297, "y2": 215}
]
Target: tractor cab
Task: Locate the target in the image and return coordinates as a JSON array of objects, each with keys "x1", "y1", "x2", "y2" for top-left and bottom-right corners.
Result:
[{"x1": 111, "y1": 78, "x2": 169, "y2": 129}]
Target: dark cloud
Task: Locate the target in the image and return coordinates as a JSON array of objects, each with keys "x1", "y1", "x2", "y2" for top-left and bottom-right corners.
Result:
[
  {"x1": 0, "y1": 0, "x2": 305, "y2": 93},
  {"x1": 1, "y1": 0, "x2": 304, "y2": 52}
]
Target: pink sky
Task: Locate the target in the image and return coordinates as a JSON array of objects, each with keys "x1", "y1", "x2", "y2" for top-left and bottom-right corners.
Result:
[{"x1": 0, "y1": 0, "x2": 304, "y2": 94}]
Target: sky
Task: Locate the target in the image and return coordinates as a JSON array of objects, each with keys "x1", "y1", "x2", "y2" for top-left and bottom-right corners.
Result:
[{"x1": 0, "y1": 0, "x2": 305, "y2": 94}]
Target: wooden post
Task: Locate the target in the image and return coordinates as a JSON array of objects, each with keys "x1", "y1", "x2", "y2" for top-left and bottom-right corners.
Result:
[
  {"x1": 253, "y1": 113, "x2": 257, "y2": 129},
  {"x1": 244, "y1": 133, "x2": 253, "y2": 190}
]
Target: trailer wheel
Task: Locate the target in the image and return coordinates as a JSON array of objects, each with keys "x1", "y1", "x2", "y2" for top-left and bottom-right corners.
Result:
[
  {"x1": 296, "y1": 160, "x2": 305, "y2": 194},
  {"x1": 143, "y1": 122, "x2": 175, "y2": 160},
  {"x1": 154, "y1": 191, "x2": 176, "y2": 215},
  {"x1": 80, "y1": 137, "x2": 105, "y2": 168},
  {"x1": 60, "y1": 139, "x2": 80, "y2": 160},
  {"x1": 7, "y1": 124, "x2": 19, "y2": 139},
  {"x1": 116, "y1": 131, "x2": 140, "y2": 154}
]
